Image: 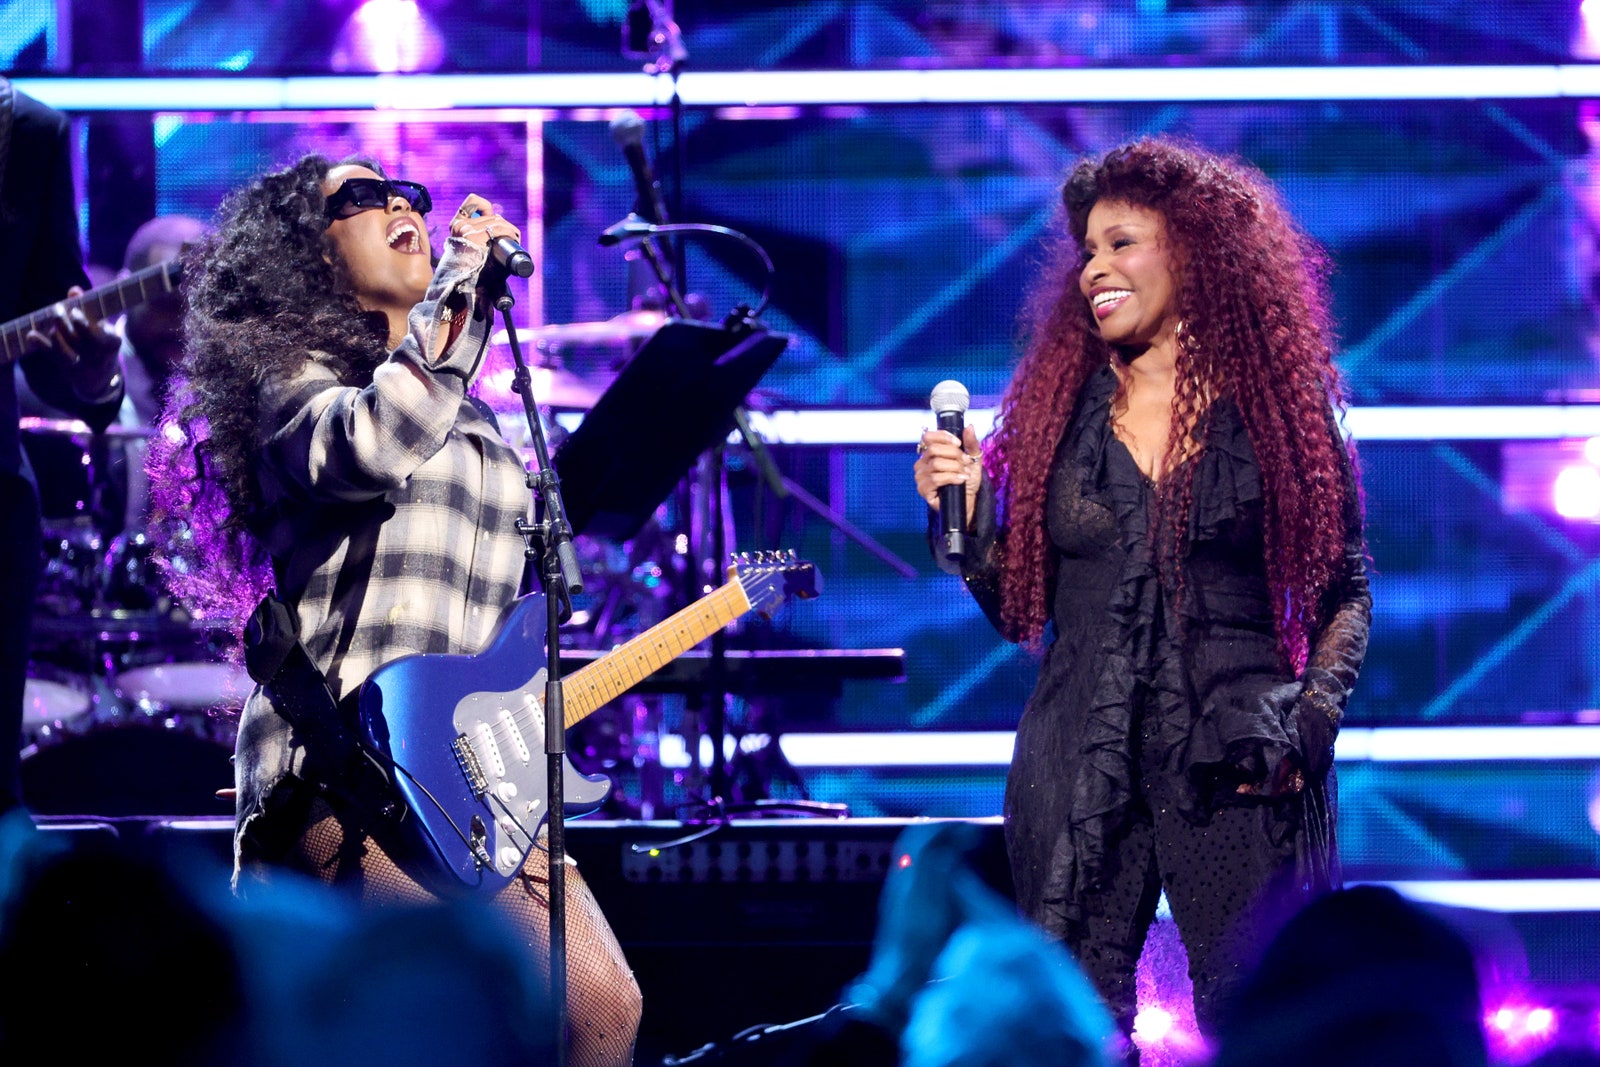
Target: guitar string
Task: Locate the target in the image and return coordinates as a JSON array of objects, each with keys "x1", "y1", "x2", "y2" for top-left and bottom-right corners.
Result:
[
  {"x1": 464, "y1": 558, "x2": 800, "y2": 756},
  {"x1": 459, "y1": 582, "x2": 764, "y2": 872},
  {"x1": 486, "y1": 598, "x2": 748, "y2": 748},
  {"x1": 0, "y1": 260, "x2": 178, "y2": 351},
  {"x1": 454, "y1": 559, "x2": 810, "y2": 789},
  {"x1": 475, "y1": 600, "x2": 742, "y2": 754},
  {"x1": 467, "y1": 585, "x2": 758, "y2": 758}
]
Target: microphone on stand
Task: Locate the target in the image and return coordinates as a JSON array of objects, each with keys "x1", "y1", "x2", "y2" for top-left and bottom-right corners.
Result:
[
  {"x1": 930, "y1": 380, "x2": 971, "y2": 562},
  {"x1": 489, "y1": 235, "x2": 535, "y2": 278},
  {"x1": 606, "y1": 110, "x2": 683, "y2": 314},
  {"x1": 469, "y1": 208, "x2": 535, "y2": 277},
  {"x1": 609, "y1": 109, "x2": 671, "y2": 225}
]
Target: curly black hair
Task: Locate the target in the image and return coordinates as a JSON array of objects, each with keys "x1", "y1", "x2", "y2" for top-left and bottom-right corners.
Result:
[{"x1": 148, "y1": 153, "x2": 392, "y2": 623}]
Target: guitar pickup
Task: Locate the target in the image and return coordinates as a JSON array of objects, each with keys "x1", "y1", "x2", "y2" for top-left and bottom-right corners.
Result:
[{"x1": 451, "y1": 734, "x2": 489, "y2": 797}]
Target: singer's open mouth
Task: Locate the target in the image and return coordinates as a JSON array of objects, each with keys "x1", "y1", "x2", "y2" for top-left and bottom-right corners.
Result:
[{"x1": 386, "y1": 218, "x2": 423, "y2": 254}]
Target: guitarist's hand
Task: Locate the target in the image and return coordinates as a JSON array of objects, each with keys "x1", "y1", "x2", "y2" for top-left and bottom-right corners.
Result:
[{"x1": 24, "y1": 286, "x2": 123, "y2": 401}]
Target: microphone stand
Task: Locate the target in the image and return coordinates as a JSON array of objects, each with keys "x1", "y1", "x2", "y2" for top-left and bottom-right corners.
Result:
[{"x1": 484, "y1": 264, "x2": 584, "y2": 1066}]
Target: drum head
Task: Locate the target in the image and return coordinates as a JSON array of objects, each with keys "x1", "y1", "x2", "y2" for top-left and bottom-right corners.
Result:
[
  {"x1": 116, "y1": 661, "x2": 249, "y2": 713},
  {"x1": 23, "y1": 676, "x2": 93, "y2": 725},
  {"x1": 21, "y1": 673, "x2": 95, "y2": 747}
]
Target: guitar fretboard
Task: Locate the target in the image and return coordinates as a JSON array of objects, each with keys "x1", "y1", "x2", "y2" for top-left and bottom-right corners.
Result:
[
  {"x1": 0, "y1": 259, "x2": 181, "y2": 368},
  {"x1": 563, "y1": 578, "x2": 753, "y2": 726}
]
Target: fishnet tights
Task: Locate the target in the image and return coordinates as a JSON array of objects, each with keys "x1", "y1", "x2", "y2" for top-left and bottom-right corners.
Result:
[{"x1": 256, "y1": 794, "x2": 641, "y2": 1067}]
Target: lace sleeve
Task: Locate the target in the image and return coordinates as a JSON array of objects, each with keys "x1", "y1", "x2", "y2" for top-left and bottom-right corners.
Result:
[
  {"x1": 1300, "y1": 428, "x2": 1371, "y2": 724},
  {"x1": 927, "y1": 476, "x2": 1010, "y2": 638},
  {"x1": 1289, "y1": 424, "x2": 1371, "y2": 789}
]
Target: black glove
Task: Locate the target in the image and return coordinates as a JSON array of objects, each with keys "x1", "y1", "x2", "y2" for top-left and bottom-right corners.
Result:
[{"x1": 1291, "y1": 687, "x2": 1340, "y2": 783}]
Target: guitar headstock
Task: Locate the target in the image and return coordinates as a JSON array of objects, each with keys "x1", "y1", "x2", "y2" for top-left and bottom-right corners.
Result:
[{"x1": 728, "y1": 550, "x2": 820, "y2": 618}]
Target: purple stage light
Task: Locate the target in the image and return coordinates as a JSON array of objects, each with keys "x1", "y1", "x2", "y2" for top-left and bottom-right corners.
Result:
[
  {"x1": 331, "y1": 0, "x2": 445, "y2": 74},
  {"x1": 1503, "y1": 437, "x2": 1600, "y2": 521},
  {"x1": 1486, "y1": 1001, "x2": 1562, "y2": 1062},
  {"x1": 1132, "y1": 1006, "x2": 1173, "y2": 1042},
  {"x1": 1551, "y1": 463, "x2": 1600, "y2": 519},
  {"x1": 1582, "y1": 1, "x2": 1600, "y2": 60}
]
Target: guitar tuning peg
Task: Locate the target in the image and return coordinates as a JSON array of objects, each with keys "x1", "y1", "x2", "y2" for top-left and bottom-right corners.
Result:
[{"x1": 785, "y1": 548, "x2": 797, "y2": 563}]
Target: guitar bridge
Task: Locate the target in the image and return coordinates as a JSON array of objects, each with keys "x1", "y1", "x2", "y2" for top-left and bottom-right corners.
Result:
[{"x1": 451, "y1": 734, "x2": 489, "y2": 798}]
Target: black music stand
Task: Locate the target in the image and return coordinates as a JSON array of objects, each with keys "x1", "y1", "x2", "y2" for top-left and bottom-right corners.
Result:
[
  {"x1": 553, "y1": 319, "x2": 788, "y2": 541},
  {"x1": 554, "y1": 317, "x2": 786, "y2": 806}
]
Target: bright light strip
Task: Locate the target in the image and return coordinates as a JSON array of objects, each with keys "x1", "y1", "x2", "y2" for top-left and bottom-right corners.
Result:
[
  {"x1": 15, "y1": 65, "x2": 1600, "y2": 112},
  {"x1": 1336, "y1": 726, "x2": 1600, "y2": 761},
  {"x1": 743, "y1": 409, "x2": 996, "y2": 445},
  {"x1": 1372, "y1": 879, "x2": 1600, "y2": 913},
  {"x1": 11, "y1": 73, "x2": 665, "y2": 112},
  {"x1": 681, "y1": 66, "x2": 1574, "y2": 105},
  {"x1": 553, "y1": 407, "x2": 1600, "y2": 446},
  {"x1": 776, "y1": 726, "x2": 1600, "y2": 768},
  {"x1": 781, "y1": 731, "x2": 1019, "y2": 767},
  {"x1": 1341, "y1": 406, "x2": 1600, "y2": 441}
]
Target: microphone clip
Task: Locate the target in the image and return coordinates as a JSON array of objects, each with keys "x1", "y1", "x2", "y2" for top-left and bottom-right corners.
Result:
[{"x1": 598, "y1": 213, "x2": 657, "y2": 248}]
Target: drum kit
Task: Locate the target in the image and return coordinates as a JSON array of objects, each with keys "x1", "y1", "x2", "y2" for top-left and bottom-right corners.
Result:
[{"x1": 18, "y1": 412, "x2": 246, "y2": 813}]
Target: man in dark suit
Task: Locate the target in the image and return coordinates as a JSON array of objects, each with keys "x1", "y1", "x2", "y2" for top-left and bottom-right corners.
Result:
[{"x1": 0, "y1": 77, "x2": 123, "y2": 814}]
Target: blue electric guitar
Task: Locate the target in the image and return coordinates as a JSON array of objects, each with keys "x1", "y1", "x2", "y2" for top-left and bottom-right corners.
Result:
[{"x1": 357, "y1": 551, "x2": 819, "y2": 891}]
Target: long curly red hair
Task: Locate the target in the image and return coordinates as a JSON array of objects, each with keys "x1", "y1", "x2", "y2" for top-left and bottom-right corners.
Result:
[{"x1": 987, "y1": 138, "x2": 1358, "y2": 670}]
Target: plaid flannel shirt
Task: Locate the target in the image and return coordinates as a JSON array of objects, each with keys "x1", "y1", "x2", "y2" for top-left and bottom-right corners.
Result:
[{"x1": 233, "y1": 235, "x2": 532, "y2": 866}]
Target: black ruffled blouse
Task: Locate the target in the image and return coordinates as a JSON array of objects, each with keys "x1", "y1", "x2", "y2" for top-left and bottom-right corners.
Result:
[{"x1": 950, "y1": 364, "x2": 1370, "y2": 935}]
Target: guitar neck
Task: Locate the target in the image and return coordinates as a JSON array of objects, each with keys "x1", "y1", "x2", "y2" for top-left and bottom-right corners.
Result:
[
  {"x1": 0, "y1": 259, "x2": 180, "y2": 368},
  {"x1": 562, "y1": 579, "x2": 753, "y2": 727}
]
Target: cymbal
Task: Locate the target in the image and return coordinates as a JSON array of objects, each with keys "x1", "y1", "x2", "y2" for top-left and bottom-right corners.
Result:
[
  {"x1": 20, "y1": 417, "x2": 152, "y2": 439},
  {"x1": 490, "y1": 310, "x2": 668, "y2": 350}
]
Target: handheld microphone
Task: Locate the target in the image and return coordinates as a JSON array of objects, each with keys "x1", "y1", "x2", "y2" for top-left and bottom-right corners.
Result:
[
  {"x1": 930, "y1": 380, "x2": 971, "y2": 562},
  {"x1": 489, "y1": 235, "x2": 535, "y2": 278},
  {"x1": 467, "y1": 208, "x2": 535, "y2": 278},
  {"x1": 609, "y1": 110, "x2": 671, "y2": 225}
]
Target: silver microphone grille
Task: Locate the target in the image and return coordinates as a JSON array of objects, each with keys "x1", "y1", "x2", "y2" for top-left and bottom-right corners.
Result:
[
  {"x1": 610, "y1": 110, "x2": 645, "y2": 147},
  {"x1": 930, "y1": 380, "x2": 971, "y2": 415}
]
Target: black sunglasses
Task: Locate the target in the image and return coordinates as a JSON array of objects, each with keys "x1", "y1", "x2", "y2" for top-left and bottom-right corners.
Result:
[{"x1": 324, "y1": 177, "x2": 433, "y2": 219}]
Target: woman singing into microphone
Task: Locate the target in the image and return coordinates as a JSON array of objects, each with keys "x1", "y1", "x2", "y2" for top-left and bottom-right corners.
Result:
[{"x1": 150, "y1": 155, "x2": 640, "y2": 1065}]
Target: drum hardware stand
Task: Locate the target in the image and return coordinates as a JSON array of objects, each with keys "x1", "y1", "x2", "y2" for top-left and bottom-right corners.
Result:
[{"x1": 483, "y1": 260, "x2": 583, "y2": 1067}]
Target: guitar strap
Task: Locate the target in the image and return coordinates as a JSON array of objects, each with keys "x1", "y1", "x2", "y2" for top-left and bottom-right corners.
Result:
[
  {"x1": 243, "y1": 591, "x2": 450, "y2": 890},
  {"x1": 243, "y1": 592, "x2": 360, "y2": 785}
]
